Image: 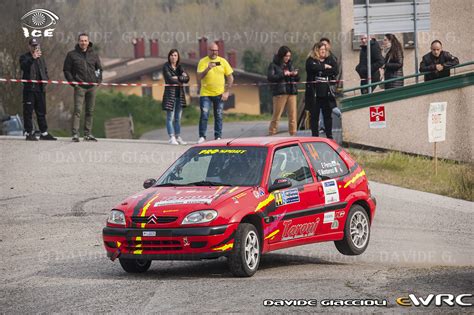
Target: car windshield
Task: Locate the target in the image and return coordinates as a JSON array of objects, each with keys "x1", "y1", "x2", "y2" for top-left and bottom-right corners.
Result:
[{"x1": 156, "y1": 146, "x2": 268, "y2": 187}]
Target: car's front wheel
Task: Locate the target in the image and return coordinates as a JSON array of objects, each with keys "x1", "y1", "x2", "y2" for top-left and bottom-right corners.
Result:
[
  {"x1": 228, "y1": 223, "x2": 261, "y2": 277},
  {"x1": 119, "y1": 258, "x2": 151, "y2": 273},
  {"x1": 335, "y1": 204, "x2": 370, "y2": 255}
]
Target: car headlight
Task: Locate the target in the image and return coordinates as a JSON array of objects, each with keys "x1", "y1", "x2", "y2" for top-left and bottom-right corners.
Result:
[
  {"x1": 107, "y1": 210, "x2": 125, "y2": 225},
  {"x1": 182, "y1": 210, "x2": 217, "y2": 225}
]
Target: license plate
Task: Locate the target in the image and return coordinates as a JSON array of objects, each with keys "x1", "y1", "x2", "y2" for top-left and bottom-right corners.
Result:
[{"x1": 143, "y1": 231, "x2": 156, "y2": 237}]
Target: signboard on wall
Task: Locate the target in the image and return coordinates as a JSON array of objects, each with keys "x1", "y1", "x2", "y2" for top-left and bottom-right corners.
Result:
[
  {"x1": 369, "y1": 105, "x2": 386, "y2": 129},
  {"x1": 428, "y1": 102, "x2": 447, "y2": 143}
]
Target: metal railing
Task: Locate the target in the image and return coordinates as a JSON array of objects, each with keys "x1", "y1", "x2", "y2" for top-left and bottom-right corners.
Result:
[{"x1": 342, "y1": 61, "x2": 474, "y2": 95}]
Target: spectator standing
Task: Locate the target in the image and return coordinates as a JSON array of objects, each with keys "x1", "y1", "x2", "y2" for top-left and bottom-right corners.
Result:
[
  {"x1": 318, "y1": 37, "x2": 341, "y2": 132},
  {"x1": 355, "y1": 35, "x2": 384, "y2": 94},
  {"x1": 196, "y1": 42, "x2": 234, "y2": 143},
  {"x1": 382, "y1": 33, "x2": 404, "y2": 89},
  {"x1": 19, "y1": 38, "x2": 56, "y2": 141},
  {"x1": 419, "y1": 40, "x2": 459, "y2": 82},
  {"x1": 305, "y1": 42, "x2": 338, "y2": 139},
  {"x1": 162, "y1": 49, "x2": 189, "y2": 145},
  {"x1": 267, "y1": 46, "x2": 300, "y2": 136},
  {"x1": 63, "y1": 33, "x2": 103, "y2": 142}
]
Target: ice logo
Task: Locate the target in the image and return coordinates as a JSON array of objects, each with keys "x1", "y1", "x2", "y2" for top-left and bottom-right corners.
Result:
[{"x1": 21, "y1": 9, "x2": 60, "y2": 38}]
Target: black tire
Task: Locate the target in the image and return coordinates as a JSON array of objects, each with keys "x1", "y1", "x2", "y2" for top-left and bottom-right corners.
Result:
[
  {"x1": 119, "y1": 258, "x2": 151, "y2": 273},
  {"x1": 334, "y1": 204, "x2": 370, "y2": 255},
  {"x1": 227, "y1": 223, "x2": 261, "y2": 277}
]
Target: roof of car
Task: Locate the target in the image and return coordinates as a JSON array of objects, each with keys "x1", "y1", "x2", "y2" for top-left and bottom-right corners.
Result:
[{"x1": 194, "y1": 137, "x2": 335, "y2": 148}]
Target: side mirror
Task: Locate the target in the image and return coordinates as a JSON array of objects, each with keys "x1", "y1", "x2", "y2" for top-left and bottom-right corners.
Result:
[
  {"x1": 268, "y1": 178, "x2": 292, "y2": 193},
  {"x1": 143, "y1": 178, "x2": 156, "y2": 189}
]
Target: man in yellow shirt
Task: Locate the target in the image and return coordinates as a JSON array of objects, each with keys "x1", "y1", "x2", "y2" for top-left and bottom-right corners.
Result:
[{"x1": 197, "y1": 42, "x2": 234, "y2": 143}]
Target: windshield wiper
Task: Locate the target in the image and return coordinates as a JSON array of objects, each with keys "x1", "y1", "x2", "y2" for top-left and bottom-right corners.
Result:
[
  {"x1": 154, "y1": 183, "x2": 187, "y2": 187},
  {"x1": 317, "y1": 175, "x2": 332, "y2": 181},
  {"x1": 185, "y1": 181, "x2": 231, "y2": 186}
]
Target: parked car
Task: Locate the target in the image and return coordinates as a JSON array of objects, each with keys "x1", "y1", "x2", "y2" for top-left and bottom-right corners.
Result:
[
  {"x1": 103, "y1": 137, "x2": 376, "y2": 277},
  {"x1": 1, "y1": 114, "x2": 24, "y2": 136}
]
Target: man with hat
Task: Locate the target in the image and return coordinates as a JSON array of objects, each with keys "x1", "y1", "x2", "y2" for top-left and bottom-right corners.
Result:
[{"x1": 19, "y1": 38, "x2": 56, "y2": 141}]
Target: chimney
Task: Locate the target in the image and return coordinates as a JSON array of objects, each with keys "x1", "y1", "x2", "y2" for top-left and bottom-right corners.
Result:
[
  {"x1": 133, "y1": 38, "x2": 145, "y2": 59},
  {"x1": 198, "y1": 37, "x2": 208, "y2": 58},
  {"x1": 150, "y1": 39, "x2": 159, "y2": 57},
  {"x1": 215, "y1": 39, "x2": 225, "y2": 57},
  {"x1": 188, "y1": 50, "x2": 197, "y2": 60},
  {"x1": 227, "y1": 50, "x2": 237, "y2": 68}
]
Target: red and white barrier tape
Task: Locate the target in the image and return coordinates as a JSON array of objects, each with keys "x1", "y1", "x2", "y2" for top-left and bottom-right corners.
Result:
[{"x1": 0, "y1": 77, "x2": 342, "y2": 87}]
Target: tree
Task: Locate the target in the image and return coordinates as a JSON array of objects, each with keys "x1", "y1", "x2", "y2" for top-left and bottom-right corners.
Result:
[{"x1": 242, "y1": 49, "x2": 268, "y2": 75}]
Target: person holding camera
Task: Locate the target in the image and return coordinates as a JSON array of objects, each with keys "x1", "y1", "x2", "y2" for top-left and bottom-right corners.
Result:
[
  {"x1": 19, "y1": 38, "x2": 56, "y2": 141},
  {"x1": 305, "y1": 42, "x2": 338, "y2": 139},
  {"x1": 196, "y1": 42, "x2": 234, "y2": 143},
  {"x1": 267, "y1": 46, "x2": 300, "y2": 136},
  {"x1": 63, "y1": 33, "x2": 103, "y2": 142}
]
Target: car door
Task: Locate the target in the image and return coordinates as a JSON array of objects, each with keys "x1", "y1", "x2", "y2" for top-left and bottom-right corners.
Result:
[
  {"x1": 263, "y1": 144, "x2": 318, "y2": 244},
  {"x1": 301, "y1": 141, "x2": 350, "y2": 235}
]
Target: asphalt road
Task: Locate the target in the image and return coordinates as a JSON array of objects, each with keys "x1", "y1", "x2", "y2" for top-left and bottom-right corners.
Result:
[
  {"x1": 140, "y1": 118, "x2": 343, "y2": 144},
  {"x1": 0, "y1": 138, "x2": 472, "y2": 313}
]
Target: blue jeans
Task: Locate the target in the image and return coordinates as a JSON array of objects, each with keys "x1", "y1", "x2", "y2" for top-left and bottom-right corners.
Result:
[
  {"x1": 166, "y1": 99, "x2": 182, "y2": 136},
  {"x1": 199, "y1": 96, "x2": 224, "y2": 139}
]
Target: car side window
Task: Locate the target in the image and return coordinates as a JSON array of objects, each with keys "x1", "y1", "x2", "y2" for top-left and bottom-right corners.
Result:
[
  {"x1": 302, "y1": 142, "x2": 349, "y2": 180},
  {"x1": 269, "y1": 145, "x2": 313, "y2": 186}
]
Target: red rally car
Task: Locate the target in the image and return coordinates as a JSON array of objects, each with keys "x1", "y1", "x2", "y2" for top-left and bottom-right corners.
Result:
[{"x1": 103, "y1": 137, "x2": 376, "y2": 277}]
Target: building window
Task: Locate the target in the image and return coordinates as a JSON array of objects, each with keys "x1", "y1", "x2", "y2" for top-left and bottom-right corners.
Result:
[
  {"x1": 152, "y1": 71, "x2": 162, "y2": 81},
  {"x1": 142, "y1": 87, "x2": 152, "y2": 98}
]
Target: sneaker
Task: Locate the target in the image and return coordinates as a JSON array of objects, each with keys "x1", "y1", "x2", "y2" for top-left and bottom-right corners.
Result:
[
  {"x1": 176, "y1": 136, "x2": 187, "y2": 145},
  {"x1": 84, "y1": 135, "x2": 98, "y2": 142},
  {"x1": 72, "y1": 135, "x2": 80, "y2": 142},
  {"x1": 40, "y1": 133, "x2": 57, "y2": 141},
  {"x1": 25, "y1": 133, "x2": 38, "y2": 141},
  {"x1": 216, "y1": 137, "x2": 221, "y2": 140},
  {"x1": 169, "y1": 135, "x2": 179, "y2": 145},
  {"x1": 197, "y1": 137, "x2": 205, "y2": 144}
]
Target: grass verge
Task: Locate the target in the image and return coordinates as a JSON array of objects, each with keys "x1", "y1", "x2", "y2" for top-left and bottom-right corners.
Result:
[{"x1": 347, "y1": 148, "x2": 473, "y2": 201}]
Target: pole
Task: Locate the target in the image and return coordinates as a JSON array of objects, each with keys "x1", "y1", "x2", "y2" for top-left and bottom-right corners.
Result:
[
  {"x1": 365, "y1": 0, "x2": 372, "y2": 93},
  {"x1": 413, "y1": 0, "x2": 419, "y2": 83},
  {"x1": 434, "y1": 142, "x2": 438, "y2": 176}
]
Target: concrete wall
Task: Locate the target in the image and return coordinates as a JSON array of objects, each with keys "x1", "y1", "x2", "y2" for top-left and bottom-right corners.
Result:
[
  {"x1": 342, "y1": 84, "x2": 473, "y2": 162},
  {"x1": 340, "y1": 0, "x2": 473, "y2": 93}
]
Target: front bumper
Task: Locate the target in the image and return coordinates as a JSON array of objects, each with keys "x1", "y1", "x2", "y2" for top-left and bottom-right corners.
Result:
[{"x1": 103, "y1": 224, "x2": 237, "y2": 260}]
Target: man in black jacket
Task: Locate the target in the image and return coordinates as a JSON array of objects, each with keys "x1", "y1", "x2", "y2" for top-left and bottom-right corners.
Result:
[
  {"x1": 63, "y1": 33, "x2": 102, "y2": 142},
  {"x1": 355, "y1": 35, "x2": 384, "y2": 94},
  {"x1": 19, "y1": 38, "x2": 56, "y2": 141},
  {"x1": 419, "y1": 40, "x2": 459, "y2": 82}
]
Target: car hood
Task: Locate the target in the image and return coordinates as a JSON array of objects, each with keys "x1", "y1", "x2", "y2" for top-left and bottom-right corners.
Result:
[{"x1": 115, "y1": 186, "x2": 253, "y2": 217}]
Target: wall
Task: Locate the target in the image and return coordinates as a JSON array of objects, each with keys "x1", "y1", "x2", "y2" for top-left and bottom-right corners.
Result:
[{"x1": 342, "y1": 83, "x2": 473, "y2": 162}]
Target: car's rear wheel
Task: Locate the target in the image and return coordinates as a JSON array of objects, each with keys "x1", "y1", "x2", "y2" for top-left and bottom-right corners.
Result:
[
  {"x1": 228, "y1": 223, "x2": 261, "y2": 277},
  {"x1": 335, "y1": 204, "x2": 370, "y2": 255},
  {"x1": 119, "y1": 258, "x2": 151, "y2": 273}
]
